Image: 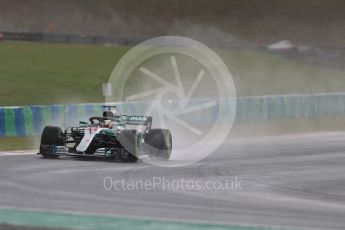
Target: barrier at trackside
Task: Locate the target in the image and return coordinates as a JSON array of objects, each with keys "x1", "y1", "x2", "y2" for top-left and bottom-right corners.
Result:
[{"x1": 1, "y1": 93, "x2": 345, "y2": 137}]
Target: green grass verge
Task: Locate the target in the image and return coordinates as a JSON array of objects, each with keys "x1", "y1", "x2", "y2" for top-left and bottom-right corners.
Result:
[
  {"x1": 0, "y1": 208, "x2": 267, "y2": 230},
  {"x1": 0, "y1": 41, "x2": 129, "y2": 106},
  {"x1": 0, "y1": 136, "x2": 38, "y2": 151},
  {"x1": 0, "y1": 41, "x2": 344, "y2": 107},
  {"x1": 220, "y1": 49, "x2": 345, "y2": 96}
]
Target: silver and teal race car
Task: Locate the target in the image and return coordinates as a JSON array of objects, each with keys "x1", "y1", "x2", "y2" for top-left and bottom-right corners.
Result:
[{"x1": 38, "y1": 106, "x2": 172, "y2": 162}]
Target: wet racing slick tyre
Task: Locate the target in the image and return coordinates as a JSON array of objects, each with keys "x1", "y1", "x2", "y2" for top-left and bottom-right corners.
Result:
[
  {"x1": 40, "y1": 126, "x2": 63, "y2": 159},
  {"x1": 145, "y1": 129, "x2": 172, "y2": 160}
]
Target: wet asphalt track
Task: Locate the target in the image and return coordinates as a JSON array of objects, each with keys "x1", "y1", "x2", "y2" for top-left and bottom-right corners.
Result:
[{"x1": 1, "y1": 132, "x2": 345, "y2": 230}]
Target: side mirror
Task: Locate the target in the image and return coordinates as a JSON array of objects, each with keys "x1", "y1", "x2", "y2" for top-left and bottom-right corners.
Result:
[{"x1": 79, "y1": 121, "x2": 88, "y2": 126}]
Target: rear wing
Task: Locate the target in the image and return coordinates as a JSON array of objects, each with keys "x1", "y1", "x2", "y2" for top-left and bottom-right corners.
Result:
[
  {"x1": 126, "y1": 116, "x2": 152, "y2": 126},
  {"x1": 124, "y1": 116, "x2": 152, "y2": 131}
]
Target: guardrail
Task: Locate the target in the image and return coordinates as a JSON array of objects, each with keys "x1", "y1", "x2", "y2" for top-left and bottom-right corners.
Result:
[
  {"x1": 1, "y1": 31, "x2": 154, "y2": 46},
  {"x1": 0, "y1": 93, "x2": 345, "y2": 137}
]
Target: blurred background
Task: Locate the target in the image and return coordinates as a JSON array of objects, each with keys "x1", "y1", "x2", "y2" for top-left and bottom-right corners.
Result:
[{"x1": 0, "y1": 0, "x2": 344, "y2": 148}]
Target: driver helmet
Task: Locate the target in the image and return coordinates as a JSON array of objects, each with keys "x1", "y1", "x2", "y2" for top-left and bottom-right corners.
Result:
[{"x1": 101, "y1": 119, "x2": 112, "y2": 128}]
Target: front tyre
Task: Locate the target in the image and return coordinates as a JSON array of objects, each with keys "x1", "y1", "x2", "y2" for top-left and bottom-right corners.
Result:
[
  {"x1": 145, "y1": 129, "x2": 172, "y2": 159},
  {"x1": 40, "y1": 126, "x2": 63, "y2": 159}
]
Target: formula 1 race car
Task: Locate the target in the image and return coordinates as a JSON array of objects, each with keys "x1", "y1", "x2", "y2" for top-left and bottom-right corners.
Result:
[{"x1": 38, "y1": 106, "x2": 172, "y2": 162}]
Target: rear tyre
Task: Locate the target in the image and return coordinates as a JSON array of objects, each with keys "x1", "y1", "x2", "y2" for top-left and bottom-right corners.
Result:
[
  {"x1": 145, "y1": 129, "x2": 172, "y2": 159},
  {"x1": 40, "y1": 126, "x2": 63, "y2": 159},
  {"x1": 117, "y1": 130, "x2": 139, "y2": 162}
]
